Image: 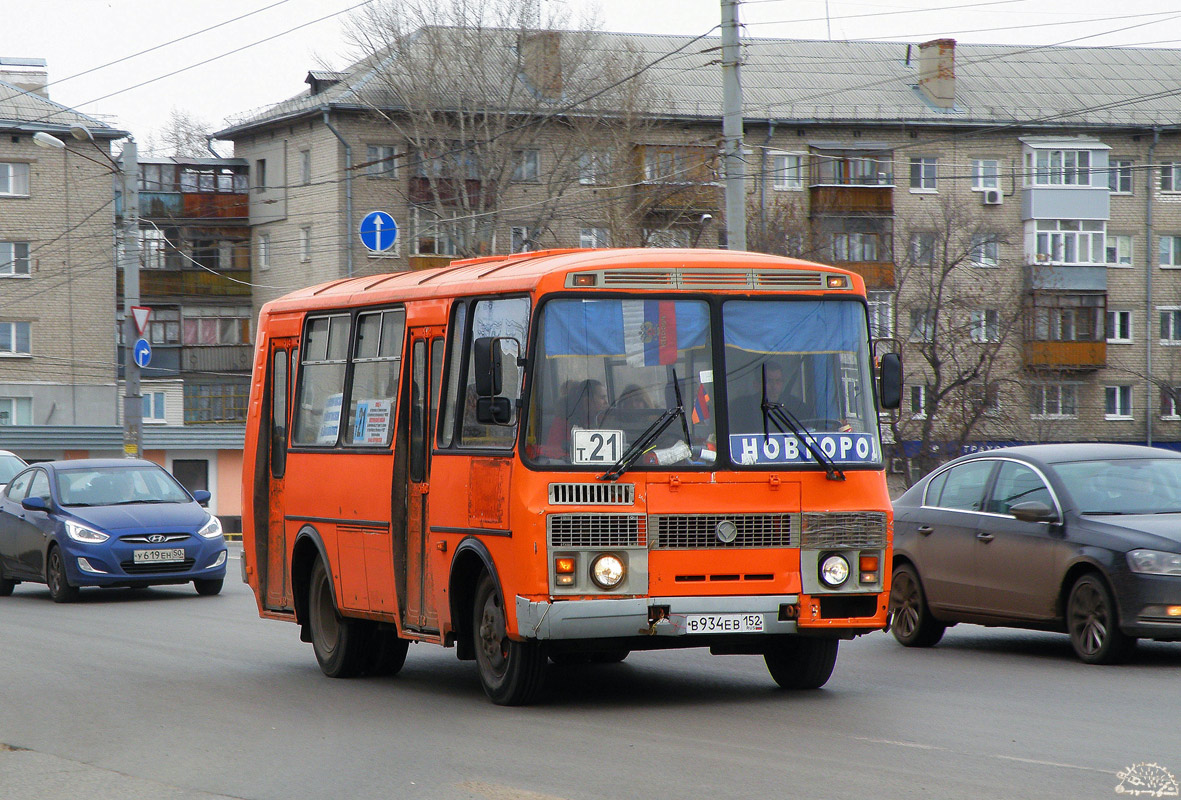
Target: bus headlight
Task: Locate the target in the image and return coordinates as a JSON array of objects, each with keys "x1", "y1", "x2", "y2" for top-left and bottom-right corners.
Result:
[
  {"x1": 590, "y1": 554, "x2": 625, "y2": 590},
  {"x1": 819, "y1": 554, "x2": 850, "y2": 588}
]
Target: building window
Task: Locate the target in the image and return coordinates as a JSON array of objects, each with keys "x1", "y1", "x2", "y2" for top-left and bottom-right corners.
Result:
[
  {"x1": 1107, "y1": 234, "x2": 1133, "y2": 267},
  {"x1": 0, "y1": 163, "x2": 30, "y2": 196},
  {"x1": 1160, "y1": 308, "x2": 1181, "y2": 344},
  {"x1": 411, "y1": 208, "x2": 492, "y2": 256},
  {"x1": 512, "y1": 149, "x2": 540, "y2": 182},
  {"x1": 1032, "y1": 383, "x2": 1078, "y2": 418},
  {"x1": 1105, "y1": 385, "x2": 1133, "y2": 420},
  {"x1": 832, "y1": 231, "x2": 880, "y2": 262},
  {"x1": 183, "y1": 306, "x2": 252, "y2": 346},
  {"x1": 1162, "y1": 389, "x2": 1181, "y2": 420},
  {"x1": 968, "y1": 382, "x2": 1000, "y2": 414},
  {"x1": 254, "y1": 159, "x2": 266, "y2": 192},
  {"x1": 185, "y1": 383, "x2": 249, "y2": 424},
  {"x1": 969, "y1": 234, "x2": 999, "y2": 267},
  {"x1": 300, "y1": 149, "x2": 311, "y2": 185},
  {"x1": 1108, "y1": 159, "x2": 1133, "y2": 194},
  {"x1": 909, "y1": 157, "x2": 937, "y2": 191},
  {"x1": 578, "y1": 151, "x2": 611, "y2": 185},
  {"x1": 971, "y1": 159, "x2": 999, "y2": 190},
  {"x1": 1161, "y1": 163, "x2": 1181, "y2": 192},
  {"x1": 812, "y1": 152, "x2": 891, "y2": 186},
  {"x1": 909, "y1": 232, "x2": 936, "y2": 266},
  {"x1": 1025, "y1": 149, "x2": 1092, "y2": 186},
  {"x1": 867, "y1": 291, "x2": 893, "y2": 338},
  {"x1": 258, "y1": 233, "x2": 270, "y2": 270},
  {"x1": 146, "y1": 308, "x2": 181, "y2": 345},
  {"x1": 299, "y1": 226, "x2": 311, "y2": 262},
  {"x1": 142, "y1": 391, "x2": 166, "y2": 423},
  {"x1": 1035, "y1": 220, "x2": 1105, "y2": 265},
  {"x1": 772, "y1": 153, "x2": 803, "y2": 190},
  {"x1": 510, "y1": 226, "x2": 534, "y2": 253},
  {"x1": 0, "y1": 397, "x2": 32, "y2": 426},
  {"x1": 580, "y1": 227, "x2": 610, "y2": 249},
  {"x1": 0, "y1": 322, "x2": 31, "y2": 356},
  {"x1": 1160, "y1": 236, "x2": 1181, "y2": 268},
  {"x1": 909, "y1": 384, "x2": 929, "y2": 419},
  {"x1": 909, "y1": 308, "x2": 936, "y2": 342},
  {"x1": 0, "y1": 242, "x2": 30, "y2": 276},
  {"x1": 970, "y1": 309, "x2": 1000, "y2": 343},
  {"x1": 366, "y1": 145, "x2": 398, "y2": 178},
  {"x1": 1106, "y1": 310, "x2": 1132, "y2": 343},
  {"x1": 1034, "y1": 302, "x2": 1103, "y2": 342}
]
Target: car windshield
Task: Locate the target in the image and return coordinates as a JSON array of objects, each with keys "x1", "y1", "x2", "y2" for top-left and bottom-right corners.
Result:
[
  {"x1": 0, "y1": 454, "x2": 25, "y2": 484},
  {"x1": 526, "y1": 297, "x2": 715, "y2": 469},
  {"x1": 1054, "y1": 458, "x2": 1181, "y2": 515},
  {"x1": 56, "y1": 466, "x2": 192, "y2": 507},
  {"x1": 721, "y1": 299, "x2": 881, "y2": 468}
]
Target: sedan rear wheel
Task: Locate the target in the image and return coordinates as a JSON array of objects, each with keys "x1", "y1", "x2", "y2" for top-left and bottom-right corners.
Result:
[
  {"x1": 1067, "y1": 573, "x2": 1136, "y2": 664},
  {"x1": 889, "y1": 564, "x2": 945, "y2": 647},
  {"x1": 46, "y1": 547, "x2": 80, "y2": 604}
]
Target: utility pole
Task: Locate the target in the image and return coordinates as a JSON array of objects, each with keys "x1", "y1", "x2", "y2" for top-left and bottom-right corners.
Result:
[
  {"x1": 120, "y1": 139, "x2": 143, "y2": 459},
  {"x1": 721, "y1": 0, "x2": 746, "y2": 251}
]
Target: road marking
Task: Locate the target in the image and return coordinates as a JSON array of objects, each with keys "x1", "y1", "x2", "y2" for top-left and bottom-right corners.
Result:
[
  {"x1": 854, "y1": 737, "x2": 1115, "y2": 776},
  {"x1": 459, "y1": 781, "x2": 573, "y2": 800}
]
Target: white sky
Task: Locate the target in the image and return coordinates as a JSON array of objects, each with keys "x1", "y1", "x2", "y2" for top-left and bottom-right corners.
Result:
[{"x1": 7, "y1": 0, "x2": 1181, "y2": 146}]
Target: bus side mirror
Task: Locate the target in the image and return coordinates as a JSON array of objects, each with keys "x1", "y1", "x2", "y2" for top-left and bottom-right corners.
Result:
[
  {"x1": 476, "y1": 396, "x2": 513, "y2": 425},
  {"x1": 878, "y1": 352, "x2": 902, "y2": 410},
  {"x1": 474, "y1": 337, "x2": 519, "y2": 397}
]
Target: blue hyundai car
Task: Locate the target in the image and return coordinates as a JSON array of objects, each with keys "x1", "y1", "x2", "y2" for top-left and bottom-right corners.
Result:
[{"x1": 0, "y1": 459, "x2": 227, "y2": 602}]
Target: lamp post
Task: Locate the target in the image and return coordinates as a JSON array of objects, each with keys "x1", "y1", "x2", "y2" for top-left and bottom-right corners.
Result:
[{"x1": 34, "y1": 127, "x2": 142, "y2": 458}]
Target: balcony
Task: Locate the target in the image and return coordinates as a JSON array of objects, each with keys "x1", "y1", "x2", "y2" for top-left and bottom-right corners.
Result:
[
  {"x1": 122, "y1": 192, "x2": 249, "y2": 221},
  {"x1": 809, "y1": 184, "x2": 893, "y2": 216},
  {"x1": 632, "y1": 181, "x2": 722, "y2": 214},
  {"x1": 120, "y1": 269, "x2": 252, "y2": 299},
  {"x1": 1023, "y1": 340, "x2": 1107, "y2": 371},
  {"x1": 181, "y1": 345, "x2": 253, "y2": 373},
  {"x1": 409, "y1": 176, "x2": 492, "y2": 207},
  {"x1": 831, "y1": 260, "x2": 895, "y2": 289}
]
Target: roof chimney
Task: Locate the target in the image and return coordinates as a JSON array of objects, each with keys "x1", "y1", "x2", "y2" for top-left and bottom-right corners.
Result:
[
  {"x1": 0, "y1": 57, "x2": 49, "y2": 98},
  {"x1": 917, "y1": 39, "x2": 955, "y2": 110},
  {"x1": 518, "y1": 31, "x2": 562, "y2": 100}
]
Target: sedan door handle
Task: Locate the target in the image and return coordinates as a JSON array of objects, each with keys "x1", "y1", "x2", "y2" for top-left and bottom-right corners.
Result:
[
  {"x1": 976, "y1": 532, "x2": 994, "y2": 542},
  {"x1": 916, "y1": 525, "x2": 933, "y2": 535}
]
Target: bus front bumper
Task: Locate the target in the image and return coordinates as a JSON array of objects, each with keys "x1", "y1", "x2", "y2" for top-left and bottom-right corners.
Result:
[{"x1": 515, "y1": 594, "x2": 800, "y2": 640}]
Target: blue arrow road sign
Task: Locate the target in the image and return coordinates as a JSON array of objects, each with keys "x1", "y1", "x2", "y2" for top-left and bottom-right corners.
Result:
[
  {"x1": 133, "y1": 338, "x2": 152, "y2": 368},
  {"x1": 359, "y1": 211, "x2": 398, "y2": 252}
]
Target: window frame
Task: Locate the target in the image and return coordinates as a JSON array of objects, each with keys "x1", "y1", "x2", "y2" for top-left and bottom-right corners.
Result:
[
  {"x1": 771, "y1": 152, "x2": 804, "y2": 191},
  {"x1": 1108, "y1": 158, "x2": 1133, "y2": 195},
  {"x1": 1031, "y1": 382, "x2": 1079, "y2": 419},
  {"x1": 909, "y1": 156, "x2": 937, "y2": 192},
  {"x1": 1107, "y1": 234, "x2": 1133, "y2": 267},
  {"x1": 0, "y1": 241, "x2": 31, "y2": 277},
  {"x1": 969, "y1": 234, "x2": 1000, "y2": 267},
  {"x1": 971, "y1": 158, "x2": 1000, "y2": 191},
  {"x1": 970, "y1": 309, "x2": 1000, "y2": 343},
  {"x1": 366, "y1": 144, "x2": 399, "y2": 178},
  {"x1": 1105, "y1": 385, "x2": 1134, "y2": 420},
  {"x1": 512, "y1": 149, "x2": 540, "y2": 183},
  {"x1": 0, "y1": 162, "x2": 30, "y2": 197},
  {"x1": 1106, "y1": 309, "x2": 1133, "y2": 344},
  {"x1": 0, "y1": 321, "x2": 31, "y2": 357},
  {"x1": 1160, "y1": 235, "x2": 1181, "y2": 268}
]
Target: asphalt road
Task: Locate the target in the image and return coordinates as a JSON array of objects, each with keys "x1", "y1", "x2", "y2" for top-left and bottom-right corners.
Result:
[{"x1": 1, "y1": 544, "x2": 1179, "y2": 800}]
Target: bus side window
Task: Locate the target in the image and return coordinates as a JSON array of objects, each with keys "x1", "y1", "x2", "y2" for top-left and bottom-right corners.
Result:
[
  {"x1": 292, "y1": 315, "x2": 351, "y2": 446},
  {"x1": 438, "y1": 302, "x2": 467, "y2": 448},
  {"x1": 271, "y1": 350, "x2": 287, "y2": 478},
  {"x1": 345, "y1": 308, "x2": 404, "y2": 446}
]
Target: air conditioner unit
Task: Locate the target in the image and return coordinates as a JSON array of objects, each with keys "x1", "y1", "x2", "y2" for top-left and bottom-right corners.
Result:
[{"x1": 982, "y1": 188, "x2": 1003, "y2": 205}]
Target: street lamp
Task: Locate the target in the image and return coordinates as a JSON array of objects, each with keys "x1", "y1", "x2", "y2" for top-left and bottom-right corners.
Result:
[{"x1": 34, "y1": 128, "x2": 143, "y2": 458}]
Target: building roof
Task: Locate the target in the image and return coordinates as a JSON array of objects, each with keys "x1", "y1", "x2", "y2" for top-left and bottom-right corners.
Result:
[
  {"x1": 216, "y1": 30, "x2": 1181, "y2": 138},
  {"x1": 0, "y1": 77, "x2": 127, "y2": 139},
  {"x1": 0, "y1": 425, "x2": 246, "y2": 452}
]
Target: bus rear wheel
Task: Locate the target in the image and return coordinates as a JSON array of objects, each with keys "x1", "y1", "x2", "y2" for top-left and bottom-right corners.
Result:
[
  {"x1": 763, "y1": 636, "x2": 839, "y2": 690},
  {"x1": 473, "y1": 572, "x2": 544, "y2": 705},
  {"x1": 307, "y1": 557, "x2": 371, "y2": 678}
]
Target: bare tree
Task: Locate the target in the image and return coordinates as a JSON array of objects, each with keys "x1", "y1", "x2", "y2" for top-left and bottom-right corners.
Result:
[{"x1": 143, "y1": 107, "x2": 215, "y2": 158}]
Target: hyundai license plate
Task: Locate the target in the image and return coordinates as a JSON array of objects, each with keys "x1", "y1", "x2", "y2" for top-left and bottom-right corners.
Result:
[
  {"x1": 133, "y1": 548, "x2": 185, "y2": 564},
  {"x1": 684, "y1": 613, "x2": 764, "y2": 634}
]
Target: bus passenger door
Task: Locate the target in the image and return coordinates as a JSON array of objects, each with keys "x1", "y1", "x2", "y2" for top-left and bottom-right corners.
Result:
[
  {"x1": 403, "y1": 330, "x2": 444, "y2": 632},
  {"x1": 264, "y1": 338, "x2": 297, "y2": 611}
]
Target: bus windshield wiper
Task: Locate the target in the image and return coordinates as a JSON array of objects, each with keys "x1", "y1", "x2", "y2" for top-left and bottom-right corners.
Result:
[
  {"x1": 599, "y1": 369, "x2": 691, "y2": 482},
  {"x1": 760, "y1": 364, "x2": 845, "y2": 482}
]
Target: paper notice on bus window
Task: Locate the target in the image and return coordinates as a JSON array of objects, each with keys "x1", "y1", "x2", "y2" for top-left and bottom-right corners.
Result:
[
  {"x1": 354, "y1": 398, "x2": 393, "y2": 444},
  {"x1": 317, "y1": 394, "x2": 344, "y2": 445}
]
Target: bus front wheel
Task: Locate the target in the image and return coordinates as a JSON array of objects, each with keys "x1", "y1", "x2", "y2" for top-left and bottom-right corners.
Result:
[
  {"x1": 763, "y1": 636, "x2": 839, "y2": 690},
  {"x1": 473, "y1": 572, "x2": 545, "y2": 705},
  {"x1": 308, "y1": 557, "x2": 371, "y2": 678}
]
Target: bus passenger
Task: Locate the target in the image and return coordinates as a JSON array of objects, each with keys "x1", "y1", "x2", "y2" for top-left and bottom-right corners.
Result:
[
  {"x1": 617, "y1": 384, "x2": 653, "y2": 410},
  {"x1": 541, "y1": 378, "x2": 608, "y2": 458}
]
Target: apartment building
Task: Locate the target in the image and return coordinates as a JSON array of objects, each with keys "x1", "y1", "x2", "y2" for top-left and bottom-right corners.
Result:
[{"x1": 214, "y1": 31, "x2": 1181, "y2": 471}]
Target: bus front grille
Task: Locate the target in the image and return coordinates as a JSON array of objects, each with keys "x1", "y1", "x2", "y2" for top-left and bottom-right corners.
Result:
[
  {"x1": 548, "y1": 514, "x2": 646, "y2": 548},
  {"x1": 801, "y1": 512, "x2": 888, "y2": 549},
  {"x1": 649, "y1": 514, "x2": 797, "y2": 549},
  {"x1": 548, "y1": 482, "x2": 635, "y2": 505}
]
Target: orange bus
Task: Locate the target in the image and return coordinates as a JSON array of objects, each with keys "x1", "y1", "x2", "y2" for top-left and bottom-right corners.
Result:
[{"x1": 241, "y1": 248, "x2": 902, "y2": 705}]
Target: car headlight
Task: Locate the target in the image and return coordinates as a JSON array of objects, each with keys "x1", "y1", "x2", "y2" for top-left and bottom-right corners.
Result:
[
  {"x1": 590, "y1": 553, "x2": 625, "y2": 590},
  {"x1": 819, "y1": 553, "x2": 850, "y2": 587},
  {"x1": 198, "y1": 515, "x2": 224, "y2": 540},
  {"x1": 65, "y1": 520, "x2": 109, "y2": 544},
  {"x1": 1127, "y1": 549, "x2": 1181, "y2": 576}
]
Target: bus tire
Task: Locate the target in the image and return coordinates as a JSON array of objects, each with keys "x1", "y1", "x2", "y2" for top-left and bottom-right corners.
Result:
[
  {"x1": 308, "y1": 557, "x2": 371, "y2": 678},
  {"x1": 473, "y1": 572, "x2": 545, "y2": 705},
  {"x1": 367, "y1": 628, "x2": 410, "y2": 676},
  {"x1": 763, "y1": 636, "x2": 839, "y2": 690}
]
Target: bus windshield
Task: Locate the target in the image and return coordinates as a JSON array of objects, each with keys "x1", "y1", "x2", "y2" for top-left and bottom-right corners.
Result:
[
  {"x1": 722, "y1": 298, "x2": 881, "y2": 468},
  {"x1": 528, "y1": 297, "x2": 716, "y2": 469}
]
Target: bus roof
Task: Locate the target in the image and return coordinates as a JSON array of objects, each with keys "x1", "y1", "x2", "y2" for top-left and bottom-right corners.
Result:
[{"x1": 261, "y1": 248, "x2": 865, "y2": 315}]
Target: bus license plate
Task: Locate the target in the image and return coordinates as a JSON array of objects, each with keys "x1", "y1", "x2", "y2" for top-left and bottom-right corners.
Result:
[
  {"x1": 684, "y1": 613, "x2": 764, "y2": 634},
  {"x1": 133, "y1": 548, "x2": 185, "y2": 564}
]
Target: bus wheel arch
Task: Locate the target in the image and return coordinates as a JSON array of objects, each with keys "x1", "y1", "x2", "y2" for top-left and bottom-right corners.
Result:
[
  {"x1": 449, "y1": 537, "x2": 501, "y2": 662},
  {"x1": 291, "y1": 526, "x2": 330, "y2": 643}
]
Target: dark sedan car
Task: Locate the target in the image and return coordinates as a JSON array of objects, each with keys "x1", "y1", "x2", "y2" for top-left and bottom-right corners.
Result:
[
  {"x1": 0, "y1": 459, "x2": 227, "y2": 602},
  {"x1": 890, "y1": 443, "x2": 1181, "y2": 663}
]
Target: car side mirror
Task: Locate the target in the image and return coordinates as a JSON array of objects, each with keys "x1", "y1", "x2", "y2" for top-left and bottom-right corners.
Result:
[
  {"x1": 878, "y1": 352, "x2": 902, "y2": 410},
  {"x1": 21, "y1": 496, "x2": 50, "y2": 512},
  {"x1": 1010, "y1": 500, "x2": 1058, "y2": 523},
  {"x1": 192, "y1": 490, "x2": 211, "y2": 506}
]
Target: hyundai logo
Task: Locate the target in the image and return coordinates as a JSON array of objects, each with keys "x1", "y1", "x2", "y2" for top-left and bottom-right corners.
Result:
[{"x1": 147, "y1": 534, "x2": 167, "y2": 544}]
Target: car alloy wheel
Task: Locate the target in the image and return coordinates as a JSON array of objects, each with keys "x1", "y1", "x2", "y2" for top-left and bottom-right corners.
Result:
[
  {"x1": 1067, "y1": 573, "x2": 1135, "y2": 664},
  {"x1": 889, "y1": 564, "x2": 945, "y2": 647},
  {"x1": 46, "y1": 547, "x2": 80, "y2": 603}
]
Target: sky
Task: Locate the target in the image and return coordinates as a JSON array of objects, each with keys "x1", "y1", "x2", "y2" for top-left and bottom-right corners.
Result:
[{"x1": 6, "y1": 0, "x2": 1181, "y2": 149}]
